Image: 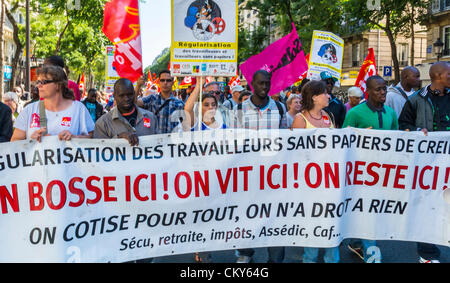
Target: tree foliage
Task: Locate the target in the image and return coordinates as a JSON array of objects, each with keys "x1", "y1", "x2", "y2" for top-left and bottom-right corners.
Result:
[
  {"x1": 144, "y1": 47, "x2": 170, "y2": 78},
  {"x1": 239, "y1": 0, "x2": 432, "y2": 83},
  {"x1": 8, "y1": 0, "x2": 108, "y2": 88},
  {"x1": 343, "y1": 0, "x2": 431, "y2": 82}
]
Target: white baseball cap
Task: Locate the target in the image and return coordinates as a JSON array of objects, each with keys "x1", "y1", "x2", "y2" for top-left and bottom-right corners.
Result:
[{"x1": 231, "y1": 85, "x2": 244, "y2": 93}]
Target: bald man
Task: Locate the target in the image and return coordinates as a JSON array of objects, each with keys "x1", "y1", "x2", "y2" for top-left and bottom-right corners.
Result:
[
  {"x1": 94, "y1": 78, "x2": 159, "y2": 146},
  {"x1": 399, "y1": 62, "x2": 450, "y2": 133},
  {"x1": 386, "y1": 66, "x2": 421, "y2": 117},
  {"x1": 399, "y1": 61, "x2": 450, "y2": 263}
]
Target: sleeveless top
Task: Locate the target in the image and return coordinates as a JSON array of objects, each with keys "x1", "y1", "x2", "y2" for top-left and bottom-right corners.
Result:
[{"x1": 298, "y1": 112, "x2": 335, "y2": 129}]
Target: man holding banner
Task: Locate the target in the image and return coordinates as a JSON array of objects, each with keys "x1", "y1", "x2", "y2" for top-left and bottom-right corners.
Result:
[
  {"x1": 94, "y1": 78, "x2": 159, "y2": 145},
  {"x1": 233, "y1": 70, "x2": 287, "y2": 263},
  {"x1": 399, "y1": 61, "x2": 450, "y2": 263},
  {"x1": 343, "y1": 75, "x2": 399, "y2": 263}
]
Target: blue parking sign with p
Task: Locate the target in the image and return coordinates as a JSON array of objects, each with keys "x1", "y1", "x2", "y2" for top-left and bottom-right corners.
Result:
[{"x1": 383, "y1": 66, "x2": 392, "y2": 77}]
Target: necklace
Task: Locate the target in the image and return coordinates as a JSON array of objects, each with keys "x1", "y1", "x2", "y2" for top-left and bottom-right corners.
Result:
[{"x1": 308, "y1": 110, "x2": 323, "y2": 121}]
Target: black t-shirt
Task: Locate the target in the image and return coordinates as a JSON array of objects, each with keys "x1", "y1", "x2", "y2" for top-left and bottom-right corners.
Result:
[
  {"x1": 429, "y1": 88, "x2": 450, "y2": 131},
  {"x1": 123, "y1": 109, "x2": 138, "y2": 128},
  {"x1": 324, "y1": 93, "x2": 346, "y2": 128}
]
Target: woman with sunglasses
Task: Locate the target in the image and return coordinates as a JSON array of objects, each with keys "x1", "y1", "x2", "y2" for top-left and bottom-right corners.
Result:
[
  {"x1": 183, "y1": 78, "x2": 227, "y2": 131},
  {"x1": 11, "y1": 65, "x2": 94, "y2": 142}
]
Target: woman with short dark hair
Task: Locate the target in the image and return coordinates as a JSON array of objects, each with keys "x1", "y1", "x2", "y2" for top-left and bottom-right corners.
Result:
[
  {"x1": 183, "y1": 79, "x2": 226, "y2": 131},
  {"x1": 292, "y1": 80, "x2": 338, "y2": 263},
  {"x1": 11, "y1": 65, "x2": 94, "y2": 142},
  {"x1": 291, "y1": 80, "x2": 334, "y2": 129}
]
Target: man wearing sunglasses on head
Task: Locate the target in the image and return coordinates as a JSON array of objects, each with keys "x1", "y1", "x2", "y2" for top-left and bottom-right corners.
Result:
[
  {"x1": 137, "y1": 70, "x2": 185, "y2": 134},
  {"x1": 202, "y1": 81, "x2": 231, "y2": 126}
]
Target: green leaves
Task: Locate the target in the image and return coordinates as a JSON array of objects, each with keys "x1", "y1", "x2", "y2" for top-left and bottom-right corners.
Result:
[{"x1": 28, "y1": 0, "x2": 108, "y2": 85}]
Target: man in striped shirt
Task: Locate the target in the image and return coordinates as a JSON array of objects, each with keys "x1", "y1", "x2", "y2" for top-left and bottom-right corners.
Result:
[
  {"x1": 233, "y1": 70, "x2": 287, "y2": 130},
  {"x1": 233, "y1": 70, "x2": 287, "y2": 263}
]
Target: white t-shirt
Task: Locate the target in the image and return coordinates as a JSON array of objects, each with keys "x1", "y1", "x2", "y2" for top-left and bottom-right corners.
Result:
[{"x1": 14, "y1": 100, "x2": 95, "y2": 139}]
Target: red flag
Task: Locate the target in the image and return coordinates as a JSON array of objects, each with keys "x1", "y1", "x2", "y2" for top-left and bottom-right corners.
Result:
[
  {"x1": 179, "y1": 76, "x2": 197, "y2": 89},
  {"x1": 228, "y1": 76, "x2": 241, "y2": 88},
  {"x1": 79, "y1": 73, "x2": 86, "y2": 98},
  {"x1": 147, "y1": 71, "x2": 152, "y2": 83},
  {"x1": 355, "y1": 48, "x2": 378, "y2": 99},
  {"x1": 102, "y1": 0, "x2": 143, "y2": 82}
]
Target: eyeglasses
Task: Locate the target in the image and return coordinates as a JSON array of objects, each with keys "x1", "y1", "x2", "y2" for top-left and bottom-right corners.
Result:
[
  {"x1": 208, "y1": 91, "x2": 221, "y2": 95},
  {"x1": 36, "y1": 80, "x2": 58, "y2": 86},
  {"x1": 160, "y1": 79, "x2": 173, "y2": 83}
]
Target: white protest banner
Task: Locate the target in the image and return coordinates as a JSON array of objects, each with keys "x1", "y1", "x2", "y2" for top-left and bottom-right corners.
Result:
[
  {"x1": 170, "y1": 0, "x2": 238, "y2": 77},
  {"x1": 0, "y1": 128, "x2": 449, "y2": 262},
  {"x1": 307, "y1": 30, "x2": 344, "y2": 86}
]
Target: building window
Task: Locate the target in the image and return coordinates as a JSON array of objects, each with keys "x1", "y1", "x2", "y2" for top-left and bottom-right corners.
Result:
[
  {"x1": 432, "y1": 0, "x2": 440, "y2": 12},
  {"x1": 444, "y1": 25, "x2": 450, "y2": 56},
  {"x1": 397, "y1": 44, "x2": 408, "y2": 66},
  {"x1": 431, "y1": 0, "x2": 450, "y2": 12},
  {"x1": 352, "y1": 43, "x2": 360, "y2": 67},
  {"x1": 445, "y1": 0, "x2": 450, "y2": 10}
]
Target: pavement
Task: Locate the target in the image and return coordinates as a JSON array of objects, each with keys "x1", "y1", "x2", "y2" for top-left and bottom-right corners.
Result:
[{"x1": 151, "y1": 240, "x2": 450, "y2": 263}]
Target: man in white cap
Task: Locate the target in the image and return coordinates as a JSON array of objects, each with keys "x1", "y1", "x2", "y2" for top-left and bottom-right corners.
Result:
[
  {"x1": 223, "y1": 84, "x2": 244, "y2": 110},
  {"x1": 345, "y1": 86, "x2": 364, "y2": 113}
]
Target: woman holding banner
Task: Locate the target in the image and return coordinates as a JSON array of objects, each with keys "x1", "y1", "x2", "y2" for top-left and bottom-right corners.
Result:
[
  {"x1": 182, "y1": 77, "x2": 227, "y2": 263},
  {"x1": 292, "y1": 80, "x2": 339, "y2": 263},
  {"x1": 11, "y1": 65, "x2": 94, "y2": 142}
]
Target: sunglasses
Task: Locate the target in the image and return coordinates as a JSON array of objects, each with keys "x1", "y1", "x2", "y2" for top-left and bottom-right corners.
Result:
[
  {"x1": 160, "y1": 79, "x2": 173, "y2": 83},
  {"x1": 36, "y1": 80, "x2": 58, "y2": 86}
]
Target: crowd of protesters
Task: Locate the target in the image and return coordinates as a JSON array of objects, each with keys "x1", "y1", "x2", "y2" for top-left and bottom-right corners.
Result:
[{"x1": 0, "y1": 55, "x2": 448, "y2": 263}]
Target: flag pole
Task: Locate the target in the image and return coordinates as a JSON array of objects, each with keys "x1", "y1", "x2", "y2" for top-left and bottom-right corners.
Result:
[{"x1": 198, "y1": 76, "x2": 203, "y2": 130}]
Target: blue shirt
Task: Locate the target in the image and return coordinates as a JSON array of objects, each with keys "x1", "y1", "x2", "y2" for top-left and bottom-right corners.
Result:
[
  {"x1": 141, "y1": 93, "x2": 185, "y2": 134},
  {"x1": 191, "y1": 121, "x2": 227, "y2": 131},
  {"x1": 85, "y1": 102, "x2": 97, "y2": 123}
]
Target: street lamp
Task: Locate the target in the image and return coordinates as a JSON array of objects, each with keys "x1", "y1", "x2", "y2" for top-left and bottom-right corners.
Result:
[{"x1": 433, "y1": 38, "x2": 444, "y2": 62}]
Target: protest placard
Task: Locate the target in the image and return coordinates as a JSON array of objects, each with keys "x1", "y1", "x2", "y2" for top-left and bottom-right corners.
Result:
[
  {"x1": 307, "y1": 30, "x2": 344, "y2": 86},
  {"x1": 105, "y1": 46, "x2": 120, "y2": 94},
  {"x1": 170, "y1": 0, "x2": 238, "y2": 77}
]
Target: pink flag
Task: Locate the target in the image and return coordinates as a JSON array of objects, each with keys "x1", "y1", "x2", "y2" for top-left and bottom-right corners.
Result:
[{"x1": 239, "y1": 23, "x2": 308, "y2": 96}]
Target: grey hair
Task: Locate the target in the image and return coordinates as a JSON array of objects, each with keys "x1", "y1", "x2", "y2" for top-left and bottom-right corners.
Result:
[
  {"x1": 3, "y1": 91, "x2": 19, "y2": 105},
  {"x1": 204, "y1": 81, "x2": 220, "y2": 91}
]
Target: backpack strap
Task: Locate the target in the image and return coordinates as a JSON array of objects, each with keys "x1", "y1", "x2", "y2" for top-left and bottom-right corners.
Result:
[
  {"x1": 274, "y1": 101, "x2": 285, "y2": 127},
  {"x1": 39, "y1": 100, "x2": 48, "y2": 135},
  {"x1": 155, "y1": 98, "x2": 172, "y2": 116},
  {"x1": 395, "y1": 86, "x2": 409, "y2": 100}
]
